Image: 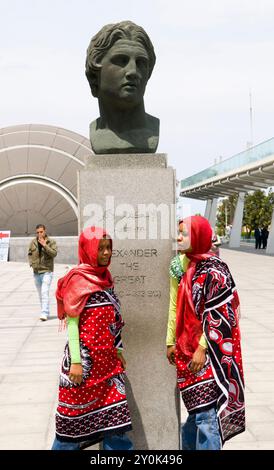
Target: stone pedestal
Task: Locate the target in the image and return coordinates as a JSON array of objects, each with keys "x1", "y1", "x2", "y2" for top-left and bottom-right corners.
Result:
[{"x1": 78, "y1": 154, "x2": 179, "y2": 450}]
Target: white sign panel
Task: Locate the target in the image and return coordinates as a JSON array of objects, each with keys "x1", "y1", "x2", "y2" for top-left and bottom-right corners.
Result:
[{"x1": 0, "y1": 231, "x2": 11, "y2": 262}]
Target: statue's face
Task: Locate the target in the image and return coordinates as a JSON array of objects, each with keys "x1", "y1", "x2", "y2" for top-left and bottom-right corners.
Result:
[{"x1": 97, "y1": 39, "x2": 150, "y2": 108}]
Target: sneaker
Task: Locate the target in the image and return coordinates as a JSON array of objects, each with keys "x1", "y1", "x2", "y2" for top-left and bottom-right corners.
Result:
[{"x1": 40, "y1": 314, "x2": 48, "y2": 321}]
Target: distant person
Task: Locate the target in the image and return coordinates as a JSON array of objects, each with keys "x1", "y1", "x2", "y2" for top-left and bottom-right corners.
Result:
[
  {"x1": 261, "y1": 226, "x2": 269, "y2": 249},
  {"x1": 254, "y1": 227, "x2": 262, "y2": 249},
  {"x1": 51, "y1": 226, "x2": 132, "y2": 450},
  {"x1": 28, "y1": 224, "x2": 57, "y2": 321},
  {"x1": 211, "y1": 229, "x2": 221, "y2": 257},
  {"x1": 225, "y1": 224, "x2": 232, "y2": 241},
  {"x1": 166, "y1": 216, "x2": 245, "y2": 450}
]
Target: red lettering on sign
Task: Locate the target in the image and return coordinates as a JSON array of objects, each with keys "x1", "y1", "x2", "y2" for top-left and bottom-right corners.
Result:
[{"x1": 0, "y1": 233, "x2": 9, "y2": 239}]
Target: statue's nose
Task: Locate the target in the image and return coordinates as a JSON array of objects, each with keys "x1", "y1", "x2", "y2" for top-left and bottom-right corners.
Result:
[{"x1": 125, "y1": 59, "x2": 139, "y2": 78}]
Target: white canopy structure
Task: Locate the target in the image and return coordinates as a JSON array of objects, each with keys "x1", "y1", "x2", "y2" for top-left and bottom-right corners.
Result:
[
  {"x1": 0, "y1": 124, "x2": 93, "y2": 236},
  {"x1": 180, "y1": 138, "x2": 274, "y2": 254}
]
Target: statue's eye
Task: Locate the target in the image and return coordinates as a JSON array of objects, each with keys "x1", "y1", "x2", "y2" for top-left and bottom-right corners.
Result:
[
  {"x1": 136, "y1": 57, "x2": 149, "y2": 70},
  {"x1": 111, "y1": 54, "x2": 129, "y2": 67}
]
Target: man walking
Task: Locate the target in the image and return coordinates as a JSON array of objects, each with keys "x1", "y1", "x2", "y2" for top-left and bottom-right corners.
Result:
[
  {"x1": 254, "y1": 227, "x2": 262, "y2": 249},
  {"x1": 261, "y1": 226, "x2": 269, "y2": 249},
  {"x1": 28, "y1": 224, "x2": 57, "y2": 321}
]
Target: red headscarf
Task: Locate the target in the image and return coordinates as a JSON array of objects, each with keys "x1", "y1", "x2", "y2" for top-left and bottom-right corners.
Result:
[
  {"x1": 56, "y1": 226, "x2": 113, "y2": 320},
  {"x1": 176, "y1": 216, "x2": 214, "y2": 357}
]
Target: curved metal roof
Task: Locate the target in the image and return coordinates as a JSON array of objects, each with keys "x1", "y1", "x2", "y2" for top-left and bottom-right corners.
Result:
[{"x1": 0, "y1": 124, "x2": 93, "y2": 236}]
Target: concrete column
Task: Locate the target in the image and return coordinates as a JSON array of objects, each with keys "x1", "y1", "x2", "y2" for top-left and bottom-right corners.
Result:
[
  {"x1": 208, "y1": 198, "x2": 218, "y2": 228},
  {"x1": 229, "y1": 192, "x2": 245, "y2": 248},
  {"x1": 78, "y1": 153, "x2": 178, "y2": 450},
  {"x1": 266, "y1": 205, "x2": 274, "y2": 255},
  {"x1": 204, "y1": 199, "x2": 212, "y2": 220}
]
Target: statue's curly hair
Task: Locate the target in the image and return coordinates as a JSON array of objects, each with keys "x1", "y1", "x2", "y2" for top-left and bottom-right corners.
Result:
[{"x1": 85, "y1": 21, "x2": 156, "y2": 97}]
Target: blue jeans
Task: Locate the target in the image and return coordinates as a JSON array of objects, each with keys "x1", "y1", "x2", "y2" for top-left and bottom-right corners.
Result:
[
  {"x1": 51, "y1": 433, "x2": 133, "y2": 450},
  {"x1": 181, "y1": 407, "x2": 221, "y2": 450},
  {"x1": 33, "y1": 272, "x2": 53, "y2": 318}
]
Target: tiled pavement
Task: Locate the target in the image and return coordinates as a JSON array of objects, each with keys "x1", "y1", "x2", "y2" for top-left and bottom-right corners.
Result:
[{"x1": 0, "y1": 248, "x2": 273, "y2": 450}]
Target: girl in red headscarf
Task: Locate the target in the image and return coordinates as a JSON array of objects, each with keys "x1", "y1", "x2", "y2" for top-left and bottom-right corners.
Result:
[
  {"x1": 51, "y1": 227, "x2": 132, "y2": 450},
  {"x1": 166, "y1": 216, "x2": 245, "y2": 450}
]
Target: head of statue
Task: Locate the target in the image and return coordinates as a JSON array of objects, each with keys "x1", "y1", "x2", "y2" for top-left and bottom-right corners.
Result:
[{"x1": 85, "y1": 21, "x2": 156, "y2": 104}]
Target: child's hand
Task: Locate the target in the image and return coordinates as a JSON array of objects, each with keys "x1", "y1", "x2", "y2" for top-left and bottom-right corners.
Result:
[
  {"x1": 189, "y1": 345, "x2": 206, "y2": 373},
  {"x1": 69, "y1": 363, "x2": 83, "y2": 384},
  {"x1": 167, "y1": 345, "x2": 176, "y2": 366}
]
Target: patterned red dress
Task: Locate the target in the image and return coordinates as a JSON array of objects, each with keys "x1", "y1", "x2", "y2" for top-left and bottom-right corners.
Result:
[
  {"x1": 55, "y1": 288, "x2": 132, "y2": 444},
  {"x1": 176, "y1": 257, "x2": 245, "y2": 444}
]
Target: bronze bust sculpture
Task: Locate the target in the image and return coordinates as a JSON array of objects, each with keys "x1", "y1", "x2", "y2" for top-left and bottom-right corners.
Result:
[{"x1": 85, "y1": 21, "x2": 159, "y2": 154}]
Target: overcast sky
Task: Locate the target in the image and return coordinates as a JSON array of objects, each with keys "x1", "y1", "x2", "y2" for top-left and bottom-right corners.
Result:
[{"x1": 1, "y1": 0, "x2": 274, "y2": 214}]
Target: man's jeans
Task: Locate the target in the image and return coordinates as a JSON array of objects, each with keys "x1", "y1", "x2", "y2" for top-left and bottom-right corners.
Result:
[
  {"x1": 33, "y1": 272, "x2": 53, "y2": 318},
  {"x1": 51, "y1": 432, "x2": 133, "y2": 450},
  {"x1": 181, "y1": 407, "x2": 221, "y2": 450}
]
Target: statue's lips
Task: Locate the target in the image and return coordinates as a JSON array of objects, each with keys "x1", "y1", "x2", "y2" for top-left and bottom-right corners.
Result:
[{"x1": 121, "y1": 83, "x2": 138, "y2": 90}]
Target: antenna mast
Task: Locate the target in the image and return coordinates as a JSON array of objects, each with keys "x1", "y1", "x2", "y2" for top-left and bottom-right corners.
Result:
[{"x1": 249, "y1": 90, "x2": 254, "y2": 147}]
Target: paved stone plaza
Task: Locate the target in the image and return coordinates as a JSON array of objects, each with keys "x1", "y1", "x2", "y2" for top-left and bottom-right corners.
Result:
[{"x1": 0, "y1": 248, "x2": 273, "y2": 450}]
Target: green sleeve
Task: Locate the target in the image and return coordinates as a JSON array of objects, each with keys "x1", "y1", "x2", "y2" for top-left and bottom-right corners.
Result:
[
  {"x1": 166, "y1": 276, "x2": 178, "y2": 346},
  {"x1": 166, "y1": 254, "x2": 190, "y2": 346},
  {"x1": 199, "y1": 334, "x2": 208, "y2": 349},
  {"x1": 67, "y1": 316, "x2": 81, "y2": 364}
]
